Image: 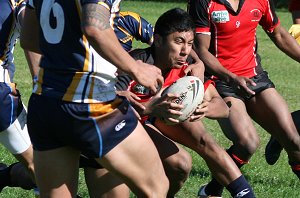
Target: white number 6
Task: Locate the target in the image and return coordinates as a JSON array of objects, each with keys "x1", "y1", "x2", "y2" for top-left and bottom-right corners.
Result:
[{"x1": 40, "y1": 0, "x2": 65, "y2": 44}]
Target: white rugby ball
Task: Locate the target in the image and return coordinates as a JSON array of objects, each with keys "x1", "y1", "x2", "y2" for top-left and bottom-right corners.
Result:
[{"x1": 161, "y1": 76, "x2": 204, "y2": 125}]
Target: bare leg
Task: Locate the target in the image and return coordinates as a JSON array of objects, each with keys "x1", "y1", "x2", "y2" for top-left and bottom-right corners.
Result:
[
  {"x1": 34, "y1": 147, "x2": 80, "y2": 198},
  {"x1": 84, "y1": 168, "x2": 129, "y2": 198},
  {"x1": 97, "y1": 122, "x2": 169, "y2": 197}
]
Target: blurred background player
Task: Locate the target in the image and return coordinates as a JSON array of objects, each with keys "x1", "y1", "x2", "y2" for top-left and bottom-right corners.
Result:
[
  {"x1": 21, "y1": 0, "x2": 170, "y2": 197},
  {"x1": 0, "y1": 0, "x2": 37, "y2": 193},
  {"x1": 265, "y1": 0, "x2": 300, "y2": 165},
  {"x1": 189, "y1": 0, "x2": 300, "y2": 196}
]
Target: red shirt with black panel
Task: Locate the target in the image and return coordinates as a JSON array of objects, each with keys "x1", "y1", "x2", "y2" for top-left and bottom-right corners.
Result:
[{"x1": 188, "y1": 0, "x2": 280, "y2": 78}]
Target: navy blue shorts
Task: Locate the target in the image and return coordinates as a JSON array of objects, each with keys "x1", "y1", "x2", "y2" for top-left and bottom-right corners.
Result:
[
  {"x1": 27, "y1": 94, "x2": 138, "y2": 158},
  {"x1": 0, "y1": 83, "x2": 23, "y2": 132},
  {"x1": 215, "y1": 71, "x2": 275, "y2": 101}
]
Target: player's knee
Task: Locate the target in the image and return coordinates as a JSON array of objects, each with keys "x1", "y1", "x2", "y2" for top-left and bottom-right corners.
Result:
[
  {"x1": 173, "y1": 151, "x2": 192, "y2": 181},
  {"x1": 238, "y1": 135, "x2": 260, "y2": 156}
]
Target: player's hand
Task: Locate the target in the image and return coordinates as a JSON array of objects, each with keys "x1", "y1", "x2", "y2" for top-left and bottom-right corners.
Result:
[
  {"x1": 116, "y1": 90, "x2": 146, "y2": 112},
  {"x1": 148, "y1": 92, "x2": 184, "y2": 124},
  {"x1": 189, "y1": 100, "x2": 209, "y2": 121},
  {"x1": 184, "y1": 60, "x2": 205, "y2": 81},
  {"x1": 132, "y1": 60, "x2": 164, "y2": 95},
  {"x1": 231, "y1": 76, "x2": 256, "y2": 96}
]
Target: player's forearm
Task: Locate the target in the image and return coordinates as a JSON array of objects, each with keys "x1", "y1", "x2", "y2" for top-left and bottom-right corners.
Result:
[
  {"x1": 24, "y1": 50, "x2": 41, "y2": 79},
  {"x1": 198, "y1": 49, "x2": 236, "y2": 83},
  {"x1": 270, "y1": 26, "x2": 300, "y2": 63}
]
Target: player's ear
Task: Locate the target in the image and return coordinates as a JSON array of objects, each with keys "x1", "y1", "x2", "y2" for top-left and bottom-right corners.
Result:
[{"x1": 154, "y1": 34, "x2": 163, "y2": 47}]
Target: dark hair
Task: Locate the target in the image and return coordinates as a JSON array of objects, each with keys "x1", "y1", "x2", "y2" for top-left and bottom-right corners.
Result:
[{"x1": 154, "y1": 8, "x2": 195, "y2": 37}]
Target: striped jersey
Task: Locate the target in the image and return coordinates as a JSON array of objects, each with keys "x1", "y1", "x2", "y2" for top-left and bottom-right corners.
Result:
[
  {"x1": 112, "y1": 11, "x2": 154, "y2": 52},
  {"x1": 188, "y1": 0, "x2": 279, "y2": 78},
  {"x1": 0, "y1": 0, "x2": 26, "y2": 83},
  {"x1": 28, "y1": 0, "x2": 122, "y2": 103}
]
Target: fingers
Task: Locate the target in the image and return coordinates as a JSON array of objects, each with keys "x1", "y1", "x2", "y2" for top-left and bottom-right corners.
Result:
[{"x1": 189, "y1": 114, "x2": 205, "y2": 122}]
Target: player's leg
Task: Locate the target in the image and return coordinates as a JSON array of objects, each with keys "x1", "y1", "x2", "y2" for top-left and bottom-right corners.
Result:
[
  {"x1": 0, "y1": 103, "x2": 35, "y2": 191},
  {"x1": 96, "y1": 121, "x2": 169, "y2": 197},
  {"x1": 27, "y1": 94, "x2": 82, "y2": 198},
  {"x1": 34, "y1": 147, "x2": 81, "y2": 198},
  {"x1": 265, "y1": 110, "x2": 300, "y2": 165},
  {"x1": 144, "y1": 123, "x2": 192, "y2": 197},
  {"x1": 247, "y1": 88, "x2": 300, "y2": 178},
  {"x1": 82, "y1": 122, "x2": 191, "y2": 198},
  {"x1": 154, "y1": 118, "x2": 255, "y2": 197},
  {"x1": 218, "y1": 97, "x2": 260, "y2": 163},
  {"x1": 84, "y1": 167, "x2": 130, "y2": 198}
]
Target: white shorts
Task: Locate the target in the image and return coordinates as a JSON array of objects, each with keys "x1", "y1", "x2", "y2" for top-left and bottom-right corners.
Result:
[{"x1": 0, "y1": 108, "x2": 31, "y2": 154}]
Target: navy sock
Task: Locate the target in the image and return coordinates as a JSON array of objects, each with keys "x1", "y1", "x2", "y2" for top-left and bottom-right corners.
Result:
[
  {"x1": 205, "y1": 146, "x2": 248, "y2": 196},
  {"x1": 227, "y1": 175, "x2": 255, "y2": 198},
  {"x1": 289, "y1": 161, "x2": 300, "y2": 179}
]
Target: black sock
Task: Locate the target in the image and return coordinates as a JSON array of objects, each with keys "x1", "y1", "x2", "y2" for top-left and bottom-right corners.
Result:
[
  {"x1": 9, "y1": 162, "x2": 36, "y2": 190},
  {"x1": 289, "y1": 161, "x2": 300, "y2": 179},
  {"x1": 0, "y1": 163, "x2": 12, "y2": 192},
  {"x1": 227, "y1": 146, "x2": 248, "y2": 168},
  {"x1": 226, "y1": 175, "x2": 255, "y2": 198},
  {"x1": 204, "y1": 177, "x2": 224, "y2": 196}
]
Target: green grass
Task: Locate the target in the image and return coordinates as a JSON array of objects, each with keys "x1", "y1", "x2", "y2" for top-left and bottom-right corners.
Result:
[{"x1": 1, "y1": 1, "x2": 300, "y2": 197}]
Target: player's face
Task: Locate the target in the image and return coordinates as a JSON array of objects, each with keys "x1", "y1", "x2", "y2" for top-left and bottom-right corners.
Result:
[{"x1": 161, "y1": 30, "x2": 194, "y2": 69}]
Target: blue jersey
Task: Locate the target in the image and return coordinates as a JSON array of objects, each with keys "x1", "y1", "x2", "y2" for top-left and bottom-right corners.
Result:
[
  {"x1": 112, "y1": 11, "x2": 154, "y2": 51},
  {"x1": 0, "y1": 0, "x2": 26, "y2": 83},
  {"x1": 28, "y1": 0, "x2": 122, "y2": 103}
]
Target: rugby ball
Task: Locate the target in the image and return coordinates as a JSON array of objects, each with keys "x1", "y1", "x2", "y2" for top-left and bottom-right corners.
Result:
[{"x1": 161, "y1": 76, "x2": 204, "y2": 125}]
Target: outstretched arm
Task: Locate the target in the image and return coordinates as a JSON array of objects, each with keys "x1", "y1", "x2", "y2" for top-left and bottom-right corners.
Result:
[{"x1": 267, "y1": 24, "x2": 300, "y2": 62}]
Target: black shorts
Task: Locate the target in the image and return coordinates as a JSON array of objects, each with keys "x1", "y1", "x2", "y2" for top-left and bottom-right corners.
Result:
[
  {"x1": 27, "y1": 94, "x2": 138, "y2": 158},
  {"x1": 215, "y1": 71, "x2": 275, "y2": 101}
]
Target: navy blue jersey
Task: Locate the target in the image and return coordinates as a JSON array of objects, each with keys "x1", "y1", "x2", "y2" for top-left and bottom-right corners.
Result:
[
  {"x1": 113, "y1": 11, "x2": 154, "y2": 51},
  {"x1": 0, "y1": 0, "x2": 26, "y2": 83},
  {"x1": 28, "y1": 0, "x2": 122, "y2": 103}
]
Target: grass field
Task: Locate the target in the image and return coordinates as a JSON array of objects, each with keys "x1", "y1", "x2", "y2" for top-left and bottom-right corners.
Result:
[{"x1": 1, "y1": 1, "x2": 300, "y2": 197}]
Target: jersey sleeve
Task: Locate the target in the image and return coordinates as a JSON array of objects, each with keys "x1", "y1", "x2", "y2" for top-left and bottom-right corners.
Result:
[
  {"x1": 137, "y1": 16, "x2": 154, "y2": 45},
  {"x1": 259, "y1": 0, "x2": 280, "y2": 33},
  {"x1": 188, "y1": 0, "x2": 211, "y2": 34}
]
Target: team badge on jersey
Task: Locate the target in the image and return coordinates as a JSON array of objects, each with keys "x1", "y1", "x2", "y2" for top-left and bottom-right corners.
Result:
[
  {"x1": 211, "y1": 10, "x2": 230, "y2": 23},
  {"x1": 250, "y1": 9, "x2": 262, "y2": 22}
]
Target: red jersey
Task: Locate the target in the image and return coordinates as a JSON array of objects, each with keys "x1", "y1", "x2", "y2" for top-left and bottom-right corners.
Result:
[
  {"x1": 188, "y1": 0, "x2": 280, "y2": 77},
  {"x1": 128, "y1": 64, "x2": 188, "y2": 102}
]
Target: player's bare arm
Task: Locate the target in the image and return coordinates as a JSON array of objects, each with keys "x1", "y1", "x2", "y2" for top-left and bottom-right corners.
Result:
[
  {"x1": 267, "y1": 24, "x2": 300, "y2": 62},
  {"x1": 195, "y1": 33, "x2": 256, "y2": 95},
  {"x1": 20, "y1": 7, "x2": 40, "y2": 53},
  {"x1": 82, "y1": 4, "x2": 163, "y2": 94}
]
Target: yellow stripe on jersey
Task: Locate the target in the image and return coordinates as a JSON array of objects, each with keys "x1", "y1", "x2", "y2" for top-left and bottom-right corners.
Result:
[
  {"x1": 120, "y1": 11, "x2": 142, "y2": 36},
  {"x1": 98, "y1": 2, "x2": 110, "y2": 10},
  {"x1": 89, "y1": 97, "x2": 122, "y2": 117}
]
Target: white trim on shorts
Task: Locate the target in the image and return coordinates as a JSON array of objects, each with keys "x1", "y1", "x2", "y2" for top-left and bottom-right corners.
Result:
[{"x1": 0, "y1": 107, "x2": 31, "y2": 154}]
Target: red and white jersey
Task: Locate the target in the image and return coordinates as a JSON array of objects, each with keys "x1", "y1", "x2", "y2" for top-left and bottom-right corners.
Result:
[{"x1": 188, "y1": 0, "x2": 279, "y2": 77}]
